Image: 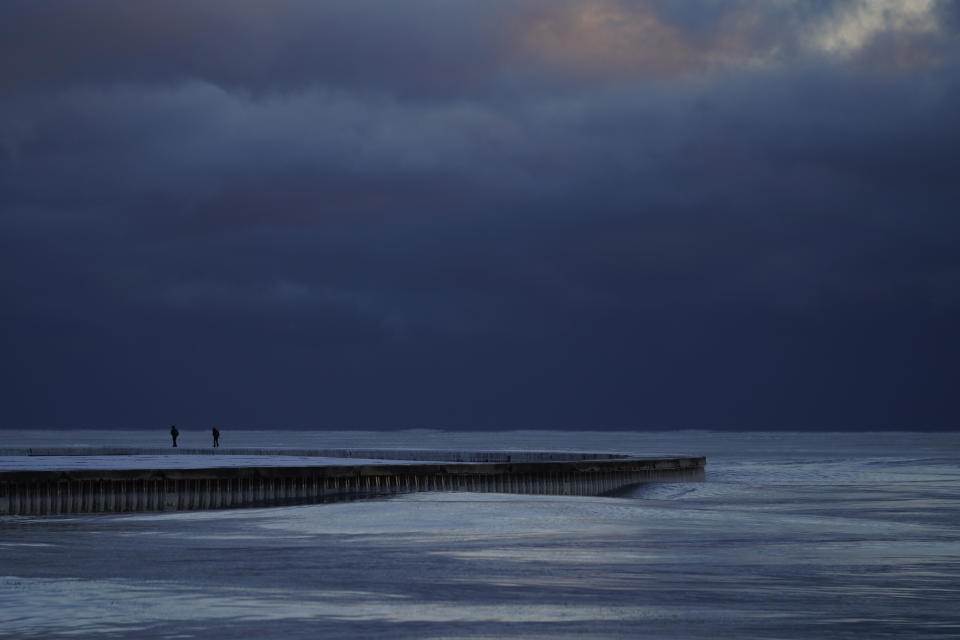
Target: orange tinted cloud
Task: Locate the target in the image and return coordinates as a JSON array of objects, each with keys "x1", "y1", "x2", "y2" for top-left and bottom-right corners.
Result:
[
  {"x1": 514, "y1": 0, "x2": 948, "y2": 79},
  {"x1": 519, "y1": 1, "x2": 700, "y2": 77}
]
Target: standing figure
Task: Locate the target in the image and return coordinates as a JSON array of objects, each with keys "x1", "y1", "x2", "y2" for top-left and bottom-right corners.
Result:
[
  {"x1": 212, "y1": 427, "x2": 220, "y2": 448},
  {"x1": 170, "y1": 425, "x2": 179, "y2": 447}
]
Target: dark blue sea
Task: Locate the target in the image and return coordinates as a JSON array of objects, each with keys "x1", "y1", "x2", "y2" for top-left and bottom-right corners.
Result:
[{"x1": 1, "y1": 430, "x2": 958, "y2": 639}]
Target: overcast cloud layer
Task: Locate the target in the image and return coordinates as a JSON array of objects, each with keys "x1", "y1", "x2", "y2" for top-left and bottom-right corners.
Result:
[{"x1": 2, "y1": 0, "x2": 959, "y2": 429}]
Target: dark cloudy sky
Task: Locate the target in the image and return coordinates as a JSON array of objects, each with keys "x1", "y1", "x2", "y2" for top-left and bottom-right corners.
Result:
[{"x1": 2, "y1": 0, "x2": 958, "y2": 430}]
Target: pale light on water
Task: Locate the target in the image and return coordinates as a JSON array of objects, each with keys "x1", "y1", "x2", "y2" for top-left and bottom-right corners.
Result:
[{"x1": 1, "y1": 430, "x2": 959, "y2": 638}]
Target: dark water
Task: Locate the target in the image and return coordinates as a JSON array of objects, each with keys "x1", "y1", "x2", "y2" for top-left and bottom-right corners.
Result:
[{"x1": 1, "y1": 430, "x2": 958, "y2": 639}]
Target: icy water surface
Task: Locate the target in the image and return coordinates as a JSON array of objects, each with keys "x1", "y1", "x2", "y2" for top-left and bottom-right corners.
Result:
[{"x1": 1, "y1": 430, "x2": 959, "y2": 639}]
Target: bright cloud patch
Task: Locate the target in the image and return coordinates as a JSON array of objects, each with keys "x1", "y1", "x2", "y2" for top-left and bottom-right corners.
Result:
[{"x1": 810, "y1": 0, "x2": 942, "y2": 65}]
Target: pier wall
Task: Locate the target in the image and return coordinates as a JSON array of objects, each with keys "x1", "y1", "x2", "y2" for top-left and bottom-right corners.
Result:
[{"x1": 0, "y1": 456, "x2": 705, "y2": 515}]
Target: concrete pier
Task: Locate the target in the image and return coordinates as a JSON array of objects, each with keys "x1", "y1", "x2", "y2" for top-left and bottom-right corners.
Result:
[
  {"x1": 0, "y1": 450, "x2": 705, "y2": 515},
  {"x1": 0, "y1": 447, "x2": 645, "y2": 462}
]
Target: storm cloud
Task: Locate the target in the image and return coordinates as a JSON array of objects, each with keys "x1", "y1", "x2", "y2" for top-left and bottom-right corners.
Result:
[{"x1": 2, "y1": 0, "x2": 959, "y2": 429}]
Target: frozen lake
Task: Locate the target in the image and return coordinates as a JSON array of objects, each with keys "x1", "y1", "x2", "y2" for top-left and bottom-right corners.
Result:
[{"x1": 2, "y1": 430, "x2": 959, "y2": 639}]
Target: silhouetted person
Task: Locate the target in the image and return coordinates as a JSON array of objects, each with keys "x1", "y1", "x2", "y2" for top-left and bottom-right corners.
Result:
[
  {"x1": 212, "y1": 427, "x2": 220, "y2": 448},
  {"x1": 170, "y1": 425, "x2": 179, "y2": 447}
]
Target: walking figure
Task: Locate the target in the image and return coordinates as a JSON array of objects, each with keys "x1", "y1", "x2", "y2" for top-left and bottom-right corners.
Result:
[
  {"x1": 170, "y1": 425, "x2": 179, "y2": 447},
  {"x1": 212, "y1": 427, "x2": 220, "y2": 448}
]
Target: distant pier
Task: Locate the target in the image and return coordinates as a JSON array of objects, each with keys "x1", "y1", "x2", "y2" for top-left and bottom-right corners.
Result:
[{"x1": 0, "y1": 448, "x2": 706, "y2": 515}]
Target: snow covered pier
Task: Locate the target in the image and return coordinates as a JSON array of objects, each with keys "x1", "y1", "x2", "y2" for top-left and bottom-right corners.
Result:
[{"x1": 0, "y1": 448, "x2": 706, "y2": 515}]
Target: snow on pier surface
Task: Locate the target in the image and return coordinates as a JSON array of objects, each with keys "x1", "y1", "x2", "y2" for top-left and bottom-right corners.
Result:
[
  {"x1": 0, "y1": 446, "x2": 644, "y2": 472},
  {"x1": 0, "y1": 454, "x2": 433, "y2": 472}
]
